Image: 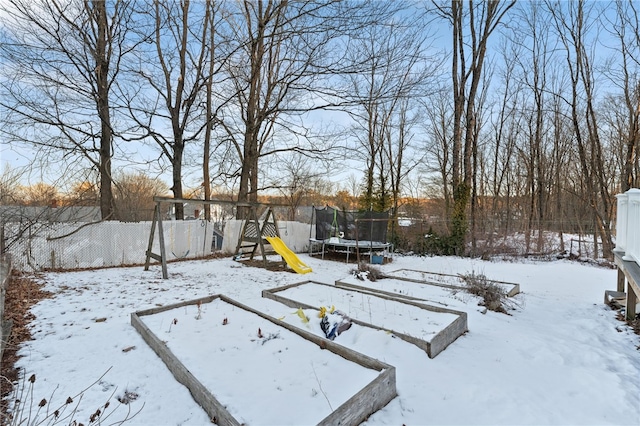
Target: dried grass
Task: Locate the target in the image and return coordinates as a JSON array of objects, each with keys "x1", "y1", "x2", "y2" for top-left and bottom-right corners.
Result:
[
  {"x1": 459, "y1": 272, "x2": 520, "y2": 314},
  {"x1": 351, "y1": 263, "x2": 386, "y2": 282}
]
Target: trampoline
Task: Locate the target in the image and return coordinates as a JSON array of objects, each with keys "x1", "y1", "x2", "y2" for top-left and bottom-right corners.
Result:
[{"x1": 309, "y1": 206, "x2": 392, "y2": 263}]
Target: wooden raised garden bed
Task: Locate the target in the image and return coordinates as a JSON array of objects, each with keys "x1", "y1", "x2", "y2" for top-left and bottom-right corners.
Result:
[
  {"x1": 385, "y1": 269, "x2": 520, "y2": 297},
  {"x1": 131, "y1": 294, "x2": 396, "y2": 425},
  {"x1": 262, "y1": 281, "x2": 467, "y2": 358}
]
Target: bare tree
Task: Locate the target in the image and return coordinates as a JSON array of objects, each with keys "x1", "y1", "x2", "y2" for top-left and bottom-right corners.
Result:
[
  {"x1": 216, "y1": 0, "x2": 381, "y2": 218},
  {"x1": 269, "y1": 155, "x2": 325, "y2": 220},
  {"x1": 386, "y1": 98, "x2": 426, "y2": 216},
  {"x1": 221, "y1": 0, "x2": 320, "y2": 215},
  {"x1": 503, "y1": 1, "x2": 556, "y2": 252},
  {"x1": 482, "y1": 35, "x2": 522, "y2": 249},
  {"x1": 606, "y1": 0, "x2": 640, "y2": 192},
  {"x1": 202, "y1": 0, "x2": 224, "y2": 220},
  {"x1": 19, "y1": 183, "x2": 59, "y2": 206},
  {"x1": 0, "y1": 166, "x2": 24, "y2": 205},
  {"x1": 113, "y1": 171, "x2": 169, "y2": 221},
  {"x1": 124, "y1": 0, "x2": 217, "y2": 219},
  {"x1": 67, "y1": 180, "x2": 100, "y2": 206},
  {"x1": 342, "y1": 8, "x2": 436, "y2": 213},
  {"x1": 548, "y1": 0, "x2": 615, "y2": 258},
  {"x1": 432, "y1": 0, "x2": 515, "y2": 254},
  {"x1": 0, "y1": 0, "x2": 136, "y2": 220},
  {"x1": 421, "y1": 87, "x2": 454, "y2": 227}
]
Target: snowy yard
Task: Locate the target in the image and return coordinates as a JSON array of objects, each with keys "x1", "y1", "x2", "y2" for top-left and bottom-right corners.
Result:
[{"x1": 6, "y1": 254, "x2": 640, "y2": 425}]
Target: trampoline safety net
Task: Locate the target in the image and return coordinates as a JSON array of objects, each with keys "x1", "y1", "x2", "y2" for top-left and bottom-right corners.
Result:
[{"x1": 313, "y1": 206, "x2": 389, "y2": 243}]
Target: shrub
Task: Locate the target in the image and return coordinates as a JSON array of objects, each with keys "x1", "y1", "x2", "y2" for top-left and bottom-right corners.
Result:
[
  {"x1": 459, "y1": 271, "x2": 519, "y2": 313},
  {"x1": 351, "y1": 263, "x2": 386, "y2": 282},
  {"x1": 3, "y1": 369, "x2": 143, "y2": 425},
  {"x1": 418, "y1": 227, "x2": 460, "y2": 256}
]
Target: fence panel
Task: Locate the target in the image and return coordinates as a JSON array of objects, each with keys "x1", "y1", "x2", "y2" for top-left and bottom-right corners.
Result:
[{"x1": 5, "y1": 220, "x2": 214, "y2": 271}]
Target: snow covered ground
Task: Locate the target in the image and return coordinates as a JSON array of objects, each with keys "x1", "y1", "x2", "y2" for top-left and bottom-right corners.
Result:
[{"x1": 7, "y1": 254, "x2": 640, "y2": 425}]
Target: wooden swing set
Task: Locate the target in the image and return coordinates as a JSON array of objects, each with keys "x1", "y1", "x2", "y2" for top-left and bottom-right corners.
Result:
[{"x1": 144, "y1": 196, "x2": 284, "y2": 279}]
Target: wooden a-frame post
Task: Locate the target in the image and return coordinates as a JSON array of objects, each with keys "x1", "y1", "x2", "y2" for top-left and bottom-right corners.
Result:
[
  {"x1": 234, "y1": 205, "x2": 281, "y2": 268},
  {"x1": 144, "y1": 202, "x2": 168, "y2": 279}
]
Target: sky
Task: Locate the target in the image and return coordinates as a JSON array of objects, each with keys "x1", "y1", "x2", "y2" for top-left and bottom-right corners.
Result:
[
  {"x1": 0, "y1": 1, "x2": 630, "y2": 195},
  {"x1": 6, "y1": 253, "x2": 640, "y2": 425}
]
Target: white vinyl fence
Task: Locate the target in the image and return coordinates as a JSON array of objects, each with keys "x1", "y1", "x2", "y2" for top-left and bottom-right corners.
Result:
[
  {"x1": 4, "y1": 219, "x2": 312, "y2": 272},
  {"x1": 221, "y1": 219, "x2": 312, "y2": 254}
]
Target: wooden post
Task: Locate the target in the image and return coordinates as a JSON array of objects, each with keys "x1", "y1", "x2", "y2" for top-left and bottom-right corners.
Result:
[
  {"x1": 617, "y1": 268, "x2": 626, "y2": 293},
  {"x1": 144, "y1": 203, "x2": 168, "y2": 279},
  {"x1": 626, "y1": 287, "x2": 637, "y2": 320},
  {"x1": 157, "y1": 206, "x2": 168, "y2": 279},
  {"x1": 144, "y1": 204, "x2": 159, "y2": 271}
]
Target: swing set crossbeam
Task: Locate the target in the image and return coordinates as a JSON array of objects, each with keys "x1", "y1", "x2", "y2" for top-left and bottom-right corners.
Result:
[{"x1": 144, "y1": 197, "x2": 287, "y2": 279}]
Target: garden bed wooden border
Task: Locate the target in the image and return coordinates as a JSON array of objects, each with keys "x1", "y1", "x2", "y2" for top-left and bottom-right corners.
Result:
[
  {"x1": 131, "y1": 294, "x2": 396, "y2": 426},
  {"x1": 385, "y1": 269, "x2": 521, "y2": 297},
  {"x1": 262, "y1": 280, "x2": 468, "y2": 358}
]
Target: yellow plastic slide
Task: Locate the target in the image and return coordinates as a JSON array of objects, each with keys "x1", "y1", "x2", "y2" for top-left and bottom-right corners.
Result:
[{"x1": 265, "y1": 236, "x2": 312, "y2": 274}]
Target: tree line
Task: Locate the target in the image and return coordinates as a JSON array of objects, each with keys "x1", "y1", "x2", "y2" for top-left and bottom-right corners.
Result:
[
  {"x1": 0, "y1": 166, "x2": 356, "y2": 223},
  {"x1": 1, "y1": 0, "x2": 639, "y2": 259}
]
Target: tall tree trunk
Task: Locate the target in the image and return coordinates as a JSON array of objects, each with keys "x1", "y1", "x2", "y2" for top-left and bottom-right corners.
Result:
[
  {"x1": 203, "y1": 0, "x2": 215, "y2": 221},
  {"x1": 93, "y1": 0, "x2": 115, "y2": 220},
  {"x1": 449, "y1": 0, "x2": 467, "y2": 254},
  {"x1": 623, "y1": 99, "x2": 639, "y2": 191},
  {"x1": 444, "y1": 0, "x2": 515, "y2": 255},
  {"x1": 236, "y1": 1, "x2": 267, "y2": 217},
  {"x1": 172, "y1": 133, "x2": 184, "y2": 219}
]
